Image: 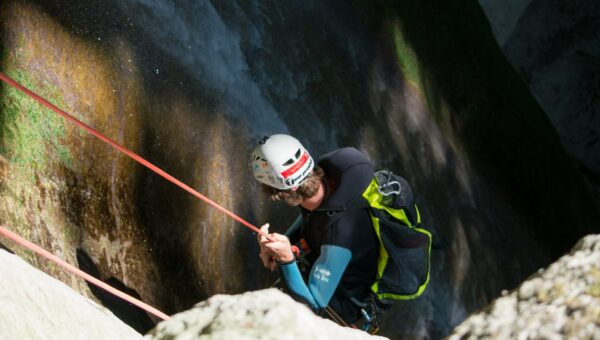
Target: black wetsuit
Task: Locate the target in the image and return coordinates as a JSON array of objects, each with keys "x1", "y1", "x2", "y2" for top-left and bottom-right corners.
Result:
[{"x1": 281, "y1": 147, "x2": 378, "y2": 323}]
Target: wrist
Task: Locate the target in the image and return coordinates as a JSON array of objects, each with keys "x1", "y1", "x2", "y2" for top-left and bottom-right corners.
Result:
[{"x1": 278, "y1": 250, "x2": 295, "y2": 264}]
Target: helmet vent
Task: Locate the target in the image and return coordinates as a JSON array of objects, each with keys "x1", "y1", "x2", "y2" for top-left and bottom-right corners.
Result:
[
  {"x1": 282, "y1": 158, "x2": 294, "y2": 166},
  {"x1": 259, "y1": 136, "x2": 270, "y2": 145},
  {"x1": 294, "y1": 149, "x2": 301, "y2": 159}
]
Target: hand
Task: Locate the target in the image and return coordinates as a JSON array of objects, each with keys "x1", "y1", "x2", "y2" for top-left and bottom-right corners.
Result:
[
  {"x1": 257, "y1": 224, "x2": 278, "y2": 271},
  {"x1": 260, "y1": 229, "x2": 295, "y2": 264}
]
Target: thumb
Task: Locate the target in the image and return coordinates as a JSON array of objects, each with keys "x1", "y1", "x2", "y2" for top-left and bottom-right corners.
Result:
[
  {"x1": 259, "y1": 223, "x2": 270, "y2": 241},
  {"x1": 261, "y1": 223, "x2": 270, "y2": 233}
]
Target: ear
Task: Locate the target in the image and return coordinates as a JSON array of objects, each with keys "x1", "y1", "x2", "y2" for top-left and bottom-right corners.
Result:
[{"x1": 290, "y1": 186, "x2": 299, "y2": 191}]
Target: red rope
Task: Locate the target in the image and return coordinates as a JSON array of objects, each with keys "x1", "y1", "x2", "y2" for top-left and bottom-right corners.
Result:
[
  {"x1": 0, "y1": 71, "x2": 265, "y2": 235},
  {"x1": 0, "y1": 225, "x2": 170, "y2": 320},
  {"x1": 0, "y1": 71, "x2": 274, "y2": 321}
]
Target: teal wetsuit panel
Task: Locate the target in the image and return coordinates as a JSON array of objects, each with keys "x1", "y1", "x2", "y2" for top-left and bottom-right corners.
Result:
[{"x1": 280, "y1": 244, "x2": 352, "y2": 309}]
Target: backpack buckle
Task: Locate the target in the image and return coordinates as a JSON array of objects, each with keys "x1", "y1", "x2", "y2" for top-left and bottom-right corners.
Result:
[
  {"x1": 378, "y1": 181, "x2": 402, "y2": 196},
  {"x1": 376, "y1": 170, "x2": 402, "y2": 197}
]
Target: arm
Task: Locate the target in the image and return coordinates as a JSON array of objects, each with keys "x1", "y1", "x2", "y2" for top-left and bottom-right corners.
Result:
[
  {"x1": 257, "y1": 218, "x2": 302, "y2": 272},
  {"x1": 279, "y1": 244, "x2": 352, "y2": 310}
]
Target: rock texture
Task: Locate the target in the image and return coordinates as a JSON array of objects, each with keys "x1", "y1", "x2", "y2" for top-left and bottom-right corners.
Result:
[
  {"x1": 145, "y1": 288, "x2": 385, "y2": 340},
  {"x1": 480, "y1": 0, "x2": 600, "y2": 183},
  {"x1": 478, "y1": 0, "x2": 533, "y2": 46},
  {"x1": 0, "y1": 249, "x2": 143, "y2": 340},
  {"x1": 448, "y1": 234, "x2": 600, "y2": 339},
  {"x1": 3, "y1": 1, "x2": 600, "y2": 338}
]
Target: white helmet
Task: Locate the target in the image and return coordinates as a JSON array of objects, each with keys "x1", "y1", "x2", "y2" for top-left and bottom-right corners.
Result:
[{"x1": 251, "y1": 134, "x2": 314, "y2": 190}]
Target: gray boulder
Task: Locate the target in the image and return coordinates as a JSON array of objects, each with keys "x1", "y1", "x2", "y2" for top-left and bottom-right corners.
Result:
[
  {"x1": 0, "y1": 249, "x2": 143, "y2": 340},
  {"x1": 448, "y1": 234, "x2": 600, "y2": 339},
  {"x1": 0, "y1": 247, "x2": 384, "y2": 340},
  {"x1": 145, "y1": 288, "x2": 386, "y2": 340}
]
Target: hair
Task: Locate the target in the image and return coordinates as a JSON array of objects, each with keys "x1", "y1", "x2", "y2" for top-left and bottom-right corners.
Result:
[{"x1": 260, "y1": 167, "x2": 325, "y2": 206}]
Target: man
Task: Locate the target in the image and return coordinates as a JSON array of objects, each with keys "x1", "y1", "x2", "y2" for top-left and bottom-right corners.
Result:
[{"x1": 251, "y1": 134, "x2": 380, "y2": 329}]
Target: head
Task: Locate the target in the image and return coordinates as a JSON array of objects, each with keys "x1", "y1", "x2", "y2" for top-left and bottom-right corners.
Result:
[
  {"x1": 250, "y1": 134, "x2": 322, "y2": 205},
  {"x1": 261, "y1": 167, "x2": 325, "y2": 206}
]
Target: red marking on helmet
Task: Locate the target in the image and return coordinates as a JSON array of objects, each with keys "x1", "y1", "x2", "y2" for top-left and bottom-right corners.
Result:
[{"x1": 281, "y1": 151, "x2": 309, "y2": 179}]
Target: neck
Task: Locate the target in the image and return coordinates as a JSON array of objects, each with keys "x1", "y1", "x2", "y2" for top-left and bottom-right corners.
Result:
[{"x1": 300, "y1": 179, "x2": 327, "y2": 211}]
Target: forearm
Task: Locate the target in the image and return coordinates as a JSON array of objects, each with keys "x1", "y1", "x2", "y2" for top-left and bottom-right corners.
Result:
[
  {"x1": 280, "y1": 261, "x2": 319, "y2": 309},
  {"x1": 279, "y1": 244, "x2": 352, "y2": 310}
]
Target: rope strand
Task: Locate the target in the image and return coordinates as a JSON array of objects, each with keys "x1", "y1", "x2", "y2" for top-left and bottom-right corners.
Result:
[
  {"x1": 0, "y1": 71, "x2": 269, "y2": 237},
  {"x1": 0, "y1": 225, "x2": 170, "y2": 320},
  {"x1": 0, "y1": 70, "x2": 274, "y2": 321}
]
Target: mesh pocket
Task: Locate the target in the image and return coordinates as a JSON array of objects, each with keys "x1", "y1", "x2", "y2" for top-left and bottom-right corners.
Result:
[{"x1": 377, "y1": 215, "x2": 430, "y2": 296}]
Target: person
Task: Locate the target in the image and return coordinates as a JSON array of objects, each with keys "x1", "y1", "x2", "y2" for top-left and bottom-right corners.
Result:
[{"x1": 251, "y1": 134, "x2": 381, "y2": 330}]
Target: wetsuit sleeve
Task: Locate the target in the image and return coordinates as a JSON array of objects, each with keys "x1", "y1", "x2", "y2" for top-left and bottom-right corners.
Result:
[
  {"x1": 279, "y1": 244, "x2": 352, "y2": 310},
  {"x1": 284, "y1": 214, "x2": 303, "y2": 244}
]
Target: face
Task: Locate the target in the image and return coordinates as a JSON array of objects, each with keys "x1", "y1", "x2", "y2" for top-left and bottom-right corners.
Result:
[{"x1": 297, "y1": 178, "x2": 326, "y2": 211}]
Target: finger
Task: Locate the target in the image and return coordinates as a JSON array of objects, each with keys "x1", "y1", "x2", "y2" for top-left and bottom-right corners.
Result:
[
  {"x1": 257, "y1": 224, "x2": 267, "y2": 240},
  {"x1": 260, "y1": 248, "x2": 275, "y2": 261},
  {"x1": 263, "y1": 240, "x2": 284, "y2": 250},
  {"x1": 260, "y1": 246, "x2": 274, "y2": 258},
  {"x1": 259, "y1": 252, "x2": 274, "y2": 268},
  {"x1": 258, "y1": 223, "x2": 270, "y2": 242},
  {"x1": 262, "y1": 242, "x2": 277, "y2": 252},
  {"x1": 261, "y1": 236, "x2": 279, "y2": 247},
  {"x1": 270, "y1": 232, "x2": 288, "y2": 242}
]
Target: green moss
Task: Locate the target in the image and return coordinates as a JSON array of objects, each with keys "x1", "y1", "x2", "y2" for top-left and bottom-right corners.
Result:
[
  {"x1": 0, "y1": 67, "x2": 73, "y2": 174},
  {"x1": 390, "y1": 23, "x2": 421, "y2": 88},
  {"x1": 63, "y1": 224, "x2": 79, "y2": 243},
  {"x1": 351, "y1": 0, "x2": 600, "y2": 252}
]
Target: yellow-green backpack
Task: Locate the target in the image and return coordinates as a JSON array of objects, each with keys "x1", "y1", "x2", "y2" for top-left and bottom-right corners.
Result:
[{"x1": 361, "y1": 170, "x2": 432, "y2": 302}]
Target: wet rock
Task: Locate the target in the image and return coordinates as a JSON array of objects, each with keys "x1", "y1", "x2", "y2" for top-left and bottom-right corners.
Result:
[
  {"x1": 448, "y1": 234, "x2": 600, "y2": 339},
  {"x1": 145, "y1": 288, "x2": 385, "y2": 340},
  {"x1": 3, "y1": 0, "x2": 600, "y2": 338},
  {"x1": 0, "y1": 249, "x2": 143, "y2": 340},
  {"x1": 480, "y1": 0, "x2": 600, "y2": 190}
]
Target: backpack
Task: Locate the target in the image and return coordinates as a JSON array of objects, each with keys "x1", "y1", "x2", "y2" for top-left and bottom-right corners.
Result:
[{"x1": 360, "y1": 169, "x2": 432, "y2": 303}]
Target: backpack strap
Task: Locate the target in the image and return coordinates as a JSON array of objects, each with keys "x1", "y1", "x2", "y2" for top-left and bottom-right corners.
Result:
[{"x1": 320, "y1": 197, "x2": 371, "y2": 237}]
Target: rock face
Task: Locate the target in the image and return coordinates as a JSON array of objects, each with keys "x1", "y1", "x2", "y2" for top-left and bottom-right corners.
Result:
[
  {"x1": 2, "y1": 1, "x2": 600, "y2": 338},
  {"x1": 448, "y1": 234, "x2": 600, "y2": 339},
  {"x1": 0, "y1": 249, "x2": 143, "y2": 340},
  {"x1": 145, "y1": 288, "x2": 385, "y2": 340},
  {"x1": 479, "y1": 0, "x2": 600, "y2": 186},
  {"x1": 478, "y1": 0, "x2": 533, "y2": 46}
]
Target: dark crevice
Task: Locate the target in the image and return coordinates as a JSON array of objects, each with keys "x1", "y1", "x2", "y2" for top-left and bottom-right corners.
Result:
[
  {"x1": 76, "y1": 248, "x2": 156, "y2": 334},
  {"x1": 0, "y1": 242, "x2": 14, "y2": 253}
]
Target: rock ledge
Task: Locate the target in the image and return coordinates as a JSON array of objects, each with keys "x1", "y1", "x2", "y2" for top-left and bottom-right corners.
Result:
[
  {"x1": 145, "y1": 288, "x2": 385, "y2": 340},
  {"x1": 449, "y1": 234, "x2": 600, "y2": 339}
]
